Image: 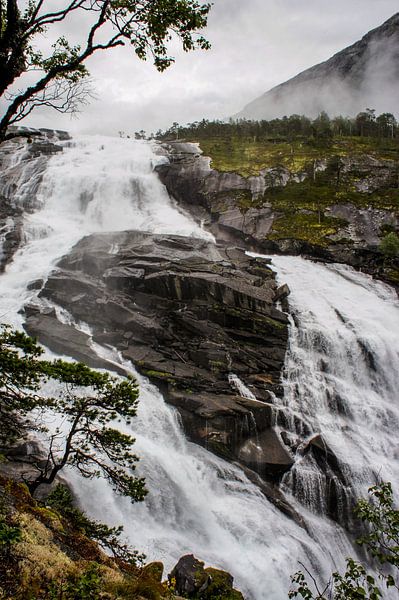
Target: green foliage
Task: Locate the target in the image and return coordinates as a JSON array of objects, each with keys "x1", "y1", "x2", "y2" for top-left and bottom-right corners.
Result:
[
  {"x1": 0, "y1": 324, "x2": 50, "y2": 445},
  {"x1": 269, "y1": 212, "x2": 347, "y2": 247},
  {"x1": 333, "y1": 559, "x2": 382, "y2": 600},
  {"x1": 46, "y1": 484, "x2": 145, "y2": 565},
  {"x1": 290, "y1": 559, "x2": 382, "y2": 600},
  {"x1": 200, "y1": 568, "x2": 243, "y2": 599},
  {"x1": 380, "y1": 233, "x2": 399, "y2": 258},
  {"x1": 355, "y1": 483, "x2": 399, "y2": 581},
  {"x1": 288, "y1": 483, "x2": 399, "y2": 599},
  {"x1": 0, "y1": 520, "x2": 22, "y2": 547},
  {"x1": 156, "y1": 119, "x2": 399, "y2": 184},
  {"x1": 47, "y1": 562, "x2": 102, "y2": 600},
  {"x1": 0, "y1": 0, "x2": 211, "y2": 135},
  {"x1": 0, "y1": 325, "x2": 146, "y2": 504},
  {"x1": 157, "y1": 111, "x2": 399, "y2": 149}
]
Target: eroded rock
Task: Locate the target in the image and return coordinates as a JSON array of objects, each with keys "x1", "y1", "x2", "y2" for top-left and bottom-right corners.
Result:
[
  {"x1": 28, "y1": 230, "x2": 299, "y2": 510},
  {"x1": 156, "y1": 141, "x2": 399, "y2": 289}
]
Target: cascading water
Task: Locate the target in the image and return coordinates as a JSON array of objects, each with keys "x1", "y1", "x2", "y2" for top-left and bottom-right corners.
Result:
[
  {"x1": 1, "y1": 135, "x2": 398, "y2": 599},
  {"x1": 268, "y1": 255, "x2": 399, "y2": 523},
  {"x1": 0, "y1": 135, "x2": 212, "y2": 325},
  {"x1": 228, "y1": 372, "x2": 258, "y2": 401},
  {"x1": 65, "y1": 341, "x2": 354, "y2": 600}
]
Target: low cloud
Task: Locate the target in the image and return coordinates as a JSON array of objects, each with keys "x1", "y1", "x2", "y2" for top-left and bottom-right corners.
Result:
[{"x1": 4, "y1": 0, "x2": 399, "y2": 134}]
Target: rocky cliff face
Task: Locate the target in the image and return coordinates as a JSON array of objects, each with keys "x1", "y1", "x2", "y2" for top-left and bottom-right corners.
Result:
[
  {"x1": 157, "y1": 140, "x2": 399, "y2": 288},
  {"x1": 236, "y1": 13, "x2": 399, "y2": 119}
]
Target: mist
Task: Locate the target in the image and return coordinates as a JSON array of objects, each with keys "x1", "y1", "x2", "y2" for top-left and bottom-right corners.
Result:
[
  {"x1": 238, "y1": 21, "x2": 399, "y2": 121},
  {"x1": 2, "y1": 1, "x2": 399, "y2": 134}
]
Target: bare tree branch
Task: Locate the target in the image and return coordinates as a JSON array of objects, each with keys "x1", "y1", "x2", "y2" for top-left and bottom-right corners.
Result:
[
  {"x1": 0, "y1": 0, "x2": 211, "y2": 138},
  {"x1": 5, "y1": 78, "x2": 95, "y2": 126}
]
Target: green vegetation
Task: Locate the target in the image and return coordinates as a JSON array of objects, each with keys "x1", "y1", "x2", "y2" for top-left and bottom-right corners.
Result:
[
  {"x1": 289, "y1": 482, "x2": 399, "y2": 599},
  {"x1": 0, "y1": 475, "x2": 174, "y2": 599},
  {"x1": 380, "y1": 233, "x2": 399, "y2": 258},
  {"x1": 194, "y1": 135, "x2": 399, "y2": 180},
  {"x1": 0, "y1": 519, "x2": 22, "y2": 547},
  {"x1": 269, "y1": 213, "x2": 347, "y2": 247},
  {"x1": 214, "y1": 305, "x2": 287, "y2": 332},
  {"x1": 0, "y1": 324, "x2": 146, "y2": 501},
  {"x1": 157, "y1": 111, "x2": 399, "y2": 172},
  {"x1": 143, "y1": 369, "x2": 176, "y2": 385},
  {"x1": 157, "y1": 112, "x2": 399, "y2": 253},
  {"x1": 46, "y1": 484, "x2": 144, "y2": 564},
  {"x1": 200, "y1": 568, "x2": 243, "y2": 600},
  {"x1": 0, "y1": 0, "x2": 211, "y2": 139},
  {"x1": 157, "y1": 109, "x2": 399, "y2": 146}
]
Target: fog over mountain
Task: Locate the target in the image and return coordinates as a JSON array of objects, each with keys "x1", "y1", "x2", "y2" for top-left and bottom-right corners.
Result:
[
  {"x1": 236, "y1": 13, "x2": 399, "y2": 121},
  {"x1": 3, "y1": 1, "x2": 399, "y2": 134}
]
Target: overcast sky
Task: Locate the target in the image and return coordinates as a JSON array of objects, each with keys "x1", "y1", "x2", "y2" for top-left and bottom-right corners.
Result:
[{"x1": 15, "y1": 0, "x2": 399, "y2": 135}]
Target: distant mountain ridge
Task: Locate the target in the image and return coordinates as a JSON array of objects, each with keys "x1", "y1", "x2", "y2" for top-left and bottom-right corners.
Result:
[{"x1": 236, "y1": 13, "x2": 399, "y2": 120}]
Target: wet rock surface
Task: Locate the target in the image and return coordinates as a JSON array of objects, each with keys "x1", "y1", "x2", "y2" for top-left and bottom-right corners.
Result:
[
  {"x1": 24, "y1": 230, "x2": 310, "y2": 516},
  {"x1": 0, "y1": 193, "x2": 23, "y2": 272}
]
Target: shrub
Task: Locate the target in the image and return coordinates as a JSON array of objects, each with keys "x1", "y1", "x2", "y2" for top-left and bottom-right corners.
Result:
[{"x1": 380, "y1": 232, "x2": 399, "y2": 258}]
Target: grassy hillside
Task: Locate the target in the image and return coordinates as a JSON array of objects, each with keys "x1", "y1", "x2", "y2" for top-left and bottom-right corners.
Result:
[{"x1": 196, "y1": 136, "x2": 398, "y2": 253}]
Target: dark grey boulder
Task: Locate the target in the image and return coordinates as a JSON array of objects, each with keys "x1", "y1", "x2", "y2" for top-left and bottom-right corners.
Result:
[
  {"x1": 169, "y1": 555, "x2": 211, "y2": 596},
  {"x1": 238, "y1": 429, "x2": 294, "y2": 478},
  {"x1": 274, "y1": 283, "x2": 290, "y2": 302}
]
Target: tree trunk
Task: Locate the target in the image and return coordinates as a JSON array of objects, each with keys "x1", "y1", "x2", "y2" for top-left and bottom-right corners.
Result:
[{"x1": 0, "y1": 0, "x2": 27, "y2": 97}]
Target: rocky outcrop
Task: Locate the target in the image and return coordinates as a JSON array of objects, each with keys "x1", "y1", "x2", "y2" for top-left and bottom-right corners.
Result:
[
  {"x1": 155, "y1": 142, "x2": 276, "y2": 247},
  {"x1": 169, "y1": 555, "x2": 211, "y2": 596},
  {"x1": 0, "y1": 192, "x2": 23, "y2": 273},
  {"x1": 22, "y1": 230, "x2": 315, "y2": 518},
  {"x1": 156, "y1": 142, "x2": 399, "y2": 288},
  {"x1": 236, "y1": 13, "x2": 399, "y2": 119},
  {"x1": 169, "y1": 555, "x2": 244, "y2": 599}
]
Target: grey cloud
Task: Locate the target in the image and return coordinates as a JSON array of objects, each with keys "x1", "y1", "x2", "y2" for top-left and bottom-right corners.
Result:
[{"x1": 7, "y1": 0, "x2": 399, "y2": 134}]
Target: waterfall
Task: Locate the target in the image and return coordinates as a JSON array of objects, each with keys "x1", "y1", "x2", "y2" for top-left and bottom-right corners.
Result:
[
  {"x1": 0, "y1": 135, "x2": 212, "y2": 326},
  {"x1": 1, "y1": 135, "x2": 398, "y2": 599},
  {"x1": 262, "y1": 255, "x2": 399, "y2": 530}
]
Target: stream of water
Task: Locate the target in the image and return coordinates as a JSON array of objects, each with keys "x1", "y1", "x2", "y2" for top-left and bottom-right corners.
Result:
[{"x1": 0, "y1": 135, "x2": 398, "y2": 599}]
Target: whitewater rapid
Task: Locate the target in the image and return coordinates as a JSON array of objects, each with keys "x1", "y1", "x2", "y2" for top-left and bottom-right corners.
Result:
[
  {"x1": 270, "y1": 256, "x2": 399, "y2": 514},
  {"x1": 0, "y1": 135, "x2": 212, "y2": 326},
  {"x1": 1, "y1": 135, "x2": 398, "y2": 599}
]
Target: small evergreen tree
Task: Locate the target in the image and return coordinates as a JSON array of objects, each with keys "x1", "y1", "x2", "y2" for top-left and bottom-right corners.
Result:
[{"x1": 0, "y1": 325, "x2": 146, "y2": 502}]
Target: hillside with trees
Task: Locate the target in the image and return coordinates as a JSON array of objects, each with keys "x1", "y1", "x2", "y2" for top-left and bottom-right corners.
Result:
[{"x1": 156, "y1": 111, "x2": 399, "y2": 287}]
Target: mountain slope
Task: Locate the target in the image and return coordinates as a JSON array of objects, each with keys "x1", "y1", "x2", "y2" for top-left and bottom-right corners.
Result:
[{"x1": 236, "y1": 13, "x2": 399, "y2": 120}]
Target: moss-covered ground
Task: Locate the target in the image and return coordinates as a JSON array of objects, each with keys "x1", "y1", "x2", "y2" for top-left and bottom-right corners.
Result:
[{"x1": 197, "y1": 136, "x2": 399, "y2": 178}]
